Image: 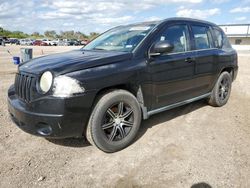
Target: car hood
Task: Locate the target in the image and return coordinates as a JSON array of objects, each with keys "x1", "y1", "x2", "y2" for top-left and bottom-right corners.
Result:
[{"x1": 19, "y1": 49, "x2": 132, "y2": 75}]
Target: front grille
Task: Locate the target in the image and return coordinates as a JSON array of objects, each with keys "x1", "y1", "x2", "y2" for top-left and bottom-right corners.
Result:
[{"x1": 15, "y1": 73, "x2": 36, "y2": 102}]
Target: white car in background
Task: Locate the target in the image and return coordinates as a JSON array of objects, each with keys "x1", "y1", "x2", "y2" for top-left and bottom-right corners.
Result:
[
  {"x1": 57, "y1": 39, "x2": 71, "y2": 46},
  {"x1": 57, "y1": 39, "x2": 82, "y2": 46},
  {"x1": 42, "y1": 39, "x2": 59, "y2": 46},
  {"x1": 20, "y1": 39, "x2": 34, "y2": 45}
]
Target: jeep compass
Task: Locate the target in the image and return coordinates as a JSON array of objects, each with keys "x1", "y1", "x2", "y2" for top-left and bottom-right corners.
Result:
[{"x1": 8, "y1": 18, "x2": 238, "y2": 152}]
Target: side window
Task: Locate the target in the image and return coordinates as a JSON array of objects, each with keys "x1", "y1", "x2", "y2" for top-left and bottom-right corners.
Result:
[
  {"x1": 213, "y1": 27, "x2": 232, "y2": 49},
  {"x1": 192, "y1": 25, "x2": 212, "y2": 50},
  {"x1": 157, "y1": 25, "x2": 189, "y2": 53},
  {"x1": 222, "y1": 32, "x2": 232, "y2": 49},
  {"x1": 213, "y1": 28, "x2": 223, "y2": 48}
]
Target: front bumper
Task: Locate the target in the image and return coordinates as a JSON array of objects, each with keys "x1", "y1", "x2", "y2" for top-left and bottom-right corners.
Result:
[{"x1": 8, "y1": 85, "x2": 96, "y2": 138}]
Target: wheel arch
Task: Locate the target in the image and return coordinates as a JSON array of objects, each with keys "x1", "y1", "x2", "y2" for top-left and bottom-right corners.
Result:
[
  {"x1": 210, "y1": 66, "x2": 235, "y2": 94},
  {"x1": 220, "y1": 66, "x2": 235, "y2": 79},
  {"x1": 91, "y1": 83, "x2": 148, "y2": 120}
]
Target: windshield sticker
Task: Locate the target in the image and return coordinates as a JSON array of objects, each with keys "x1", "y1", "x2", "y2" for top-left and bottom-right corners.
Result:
[{"x1": 129, "y1": 26, "x2": 150, "y2": 31}]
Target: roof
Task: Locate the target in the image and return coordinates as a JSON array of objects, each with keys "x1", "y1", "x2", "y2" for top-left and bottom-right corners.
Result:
[
  {"x1": 122, "y1": 17, "x2": 218, "y2": 28},
  {"x1": 162, "y1": 17, "x2": 218, "y2": 26}
]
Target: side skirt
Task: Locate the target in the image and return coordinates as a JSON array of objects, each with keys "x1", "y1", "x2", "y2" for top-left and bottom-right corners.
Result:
[{"x1": 146, "y1": 93, "x2": 211, "y2": 118}]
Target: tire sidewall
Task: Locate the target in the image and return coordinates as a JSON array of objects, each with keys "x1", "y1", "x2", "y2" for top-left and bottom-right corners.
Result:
[
  {"x1": 214, "y1": 72, "x2": 232, "y2": 106},
  {"x1": 89, "y1": 90, "x2": 141, "y2": 152}
]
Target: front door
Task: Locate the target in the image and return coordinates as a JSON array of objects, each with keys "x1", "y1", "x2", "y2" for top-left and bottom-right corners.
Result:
[{"x1": 148, "y1": 24, "x2": 197, "y2": 109}]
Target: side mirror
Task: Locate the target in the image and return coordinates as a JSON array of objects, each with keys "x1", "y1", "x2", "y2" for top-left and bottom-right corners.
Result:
[{"x1": 149, "y1": 41, "x2": 174, "y2": 57}]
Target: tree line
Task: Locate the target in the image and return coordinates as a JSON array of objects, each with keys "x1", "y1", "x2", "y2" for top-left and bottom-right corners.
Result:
[{"x1": 0, "y1": 27, "x2": 99, "y2": 40}]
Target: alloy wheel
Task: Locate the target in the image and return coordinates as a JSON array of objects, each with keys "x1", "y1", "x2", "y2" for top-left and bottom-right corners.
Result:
[
  {"x1": 101, "y1": 102, "x2": 134, "y2": 142},
  {"x1": 219, "y1": 76, "x2": 230, "y2": 101}
]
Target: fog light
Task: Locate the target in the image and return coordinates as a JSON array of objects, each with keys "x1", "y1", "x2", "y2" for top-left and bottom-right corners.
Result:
[{"x1": 37, "y1": 123, "x2": 52, "y2": 136}]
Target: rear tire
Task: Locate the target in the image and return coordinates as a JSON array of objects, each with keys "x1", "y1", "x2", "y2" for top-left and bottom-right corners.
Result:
[
  {"x1": 86, "y1": 90, "x2": 141, "y2": 153},
  {"x1": 208, "y1": 71, "x2": 232, "y2": 107}
]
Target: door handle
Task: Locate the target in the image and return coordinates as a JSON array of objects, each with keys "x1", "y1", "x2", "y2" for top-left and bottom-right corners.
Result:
[{"x1": 185, "y1": 57, "x2": 195, "y2": 63}]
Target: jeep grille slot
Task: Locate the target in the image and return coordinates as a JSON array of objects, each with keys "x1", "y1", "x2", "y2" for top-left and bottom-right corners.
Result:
[{"x1": 15, "y1": 73, "x2": 35, "y2": 102}]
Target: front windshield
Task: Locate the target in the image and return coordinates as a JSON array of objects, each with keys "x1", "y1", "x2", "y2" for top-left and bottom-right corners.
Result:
[{"x1": 83, "y1": 24, "x2": 156, "y2": 52}]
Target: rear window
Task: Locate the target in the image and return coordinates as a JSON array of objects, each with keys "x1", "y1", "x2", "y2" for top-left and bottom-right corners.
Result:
[
  {"x1": 192, "y1": 25, "x2": 213, "y2": 50},
  {"x1": 213, "y1": 27, "x2": 232, "y2": 49},
  {"x1": 222, "y1": 32, "x2": 232, "y2": 49},
  {"x1": 213, "y1": 28, "x2": 223, "y2": 48}
]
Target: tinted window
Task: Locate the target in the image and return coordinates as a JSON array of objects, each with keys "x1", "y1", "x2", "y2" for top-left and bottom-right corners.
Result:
[
  {"x1": 192, "y1": 26, "x2": 212, "y2": 50},
  {"x1": 213, "y1": 28, "x2": 223, "y2": 48},
  {"x1": 213, "y1": 28, "x2": 232, "y2": 49},
  {"x1": 157, "y1": 25, "x2": 189, "y2": 53},
  {"x1": 222, "y1": 32, "x2": 232, "y2": 49}
]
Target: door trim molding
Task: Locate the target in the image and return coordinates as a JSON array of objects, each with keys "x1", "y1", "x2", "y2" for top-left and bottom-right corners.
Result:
[{"x1": 147, "y1": 92, "x2": 211, "y2": 118}]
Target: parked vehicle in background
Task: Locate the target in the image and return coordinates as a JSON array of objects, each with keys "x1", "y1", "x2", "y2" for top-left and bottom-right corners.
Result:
[
  {"x1": 57, "y1": 39, "x2": 70, "y2": 46},
  {"x1": 57, "y1": 39, "x2": 82, "y2": 46},
  {"x1": 62, "y1": 39, "x2": 72, "y2": 46},
  {"x1": 81, "y1": 39, "x2": 89, "y2": 46},
  {"x1": 64, "y1": 39, "x2": 81, "y2": 46},
  {"x1": 9, "y1": 38, "x2": 20, "y2": 45},
  {"x1": 20, "y1": 39, "x2": 34, "y2": 45},
  {"x1": 33, "y1": 40, "x2": 48, "y2": 46},
  {"x1": 53, "y1": 39, "x2": 60, "y2": 46},
  {"x1": 4, "y1": 38, "x2": 10, "y2": 44},
  {"x1": 42, "y1": 39, "x2": 58, "y2": 46},
  {"x1": 8, "y1": 18, "x2": 238, "y2": 153},
  {"x1": 56, "y1": 39, "x2": 65, "y2": 46},
  {"x1": 0, "y1": 37, "x2": 3, "y2": 45},
  {"x1": 0, "y1": 36, "x2": 10, "y2": 45},
  {"x1": 71, "y1": 39, "x2": 82, "y2": 46}
]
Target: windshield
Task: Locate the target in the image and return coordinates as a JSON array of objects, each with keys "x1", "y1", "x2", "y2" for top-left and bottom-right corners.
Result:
[{"x1": 83, "y1": 24, "x2": 156, "y2": 52}]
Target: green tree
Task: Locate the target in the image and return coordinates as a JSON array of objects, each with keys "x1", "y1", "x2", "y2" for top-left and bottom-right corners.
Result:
[
  {"x1": 89, "y1": 32, "x2": 99, "y2": 40},
  {"x1": 31, "y1": 32, "x2": 43, "y2": 39},
  {"x1": 9, "y1": 31, "x2": 29, "y2": 38},
  {"x1": 0, "y1": 27, "x2": 99, "y2": 40},
  {"x1": 44, "y1": 30, "x2": 57, "y2": 39}
]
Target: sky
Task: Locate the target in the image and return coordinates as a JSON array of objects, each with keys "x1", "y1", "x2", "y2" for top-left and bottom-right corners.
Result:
[{"x1": 0, "y1": 0, "x2": 250, "y2": 34}]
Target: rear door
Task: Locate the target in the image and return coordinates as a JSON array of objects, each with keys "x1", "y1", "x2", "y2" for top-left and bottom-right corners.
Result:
[
  {"x1": 148, "y1": 23, "x2": 197, "y2": 109},
  {"x1": 190, "y1": 24, "x2": 218, "y2": 95}
]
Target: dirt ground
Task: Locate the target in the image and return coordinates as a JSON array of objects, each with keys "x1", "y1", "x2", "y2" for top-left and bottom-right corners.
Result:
[{"x1": 0, "y1": 45, "x2": 249, "y2": 188}]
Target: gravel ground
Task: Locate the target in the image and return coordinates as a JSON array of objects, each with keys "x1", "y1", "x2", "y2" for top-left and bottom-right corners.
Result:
[{"x1": 0, "y1": 45, "x2": 249, "y2": 188}]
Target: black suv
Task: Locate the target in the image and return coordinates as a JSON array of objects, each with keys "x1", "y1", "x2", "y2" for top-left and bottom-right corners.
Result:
[{"x1": 8, "y1": 18, "x2": 238, "y2": 152}]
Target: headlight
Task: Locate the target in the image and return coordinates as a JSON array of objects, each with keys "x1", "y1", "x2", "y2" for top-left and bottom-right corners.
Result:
[
  {"x1": 53, "y1": 75, "x2": 85, "y2": 97},
  {"x1": 39, "y1": 71, "x2": 53, "y2": 93}
]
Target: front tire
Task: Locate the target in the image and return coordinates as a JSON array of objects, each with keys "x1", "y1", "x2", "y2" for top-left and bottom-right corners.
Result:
[
  {"x1": 208, "y1": 71, "x2": 232, "y2": 107},
  {"x1": 86, "y1": 90, "x2": 141, "y2": 153}
]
